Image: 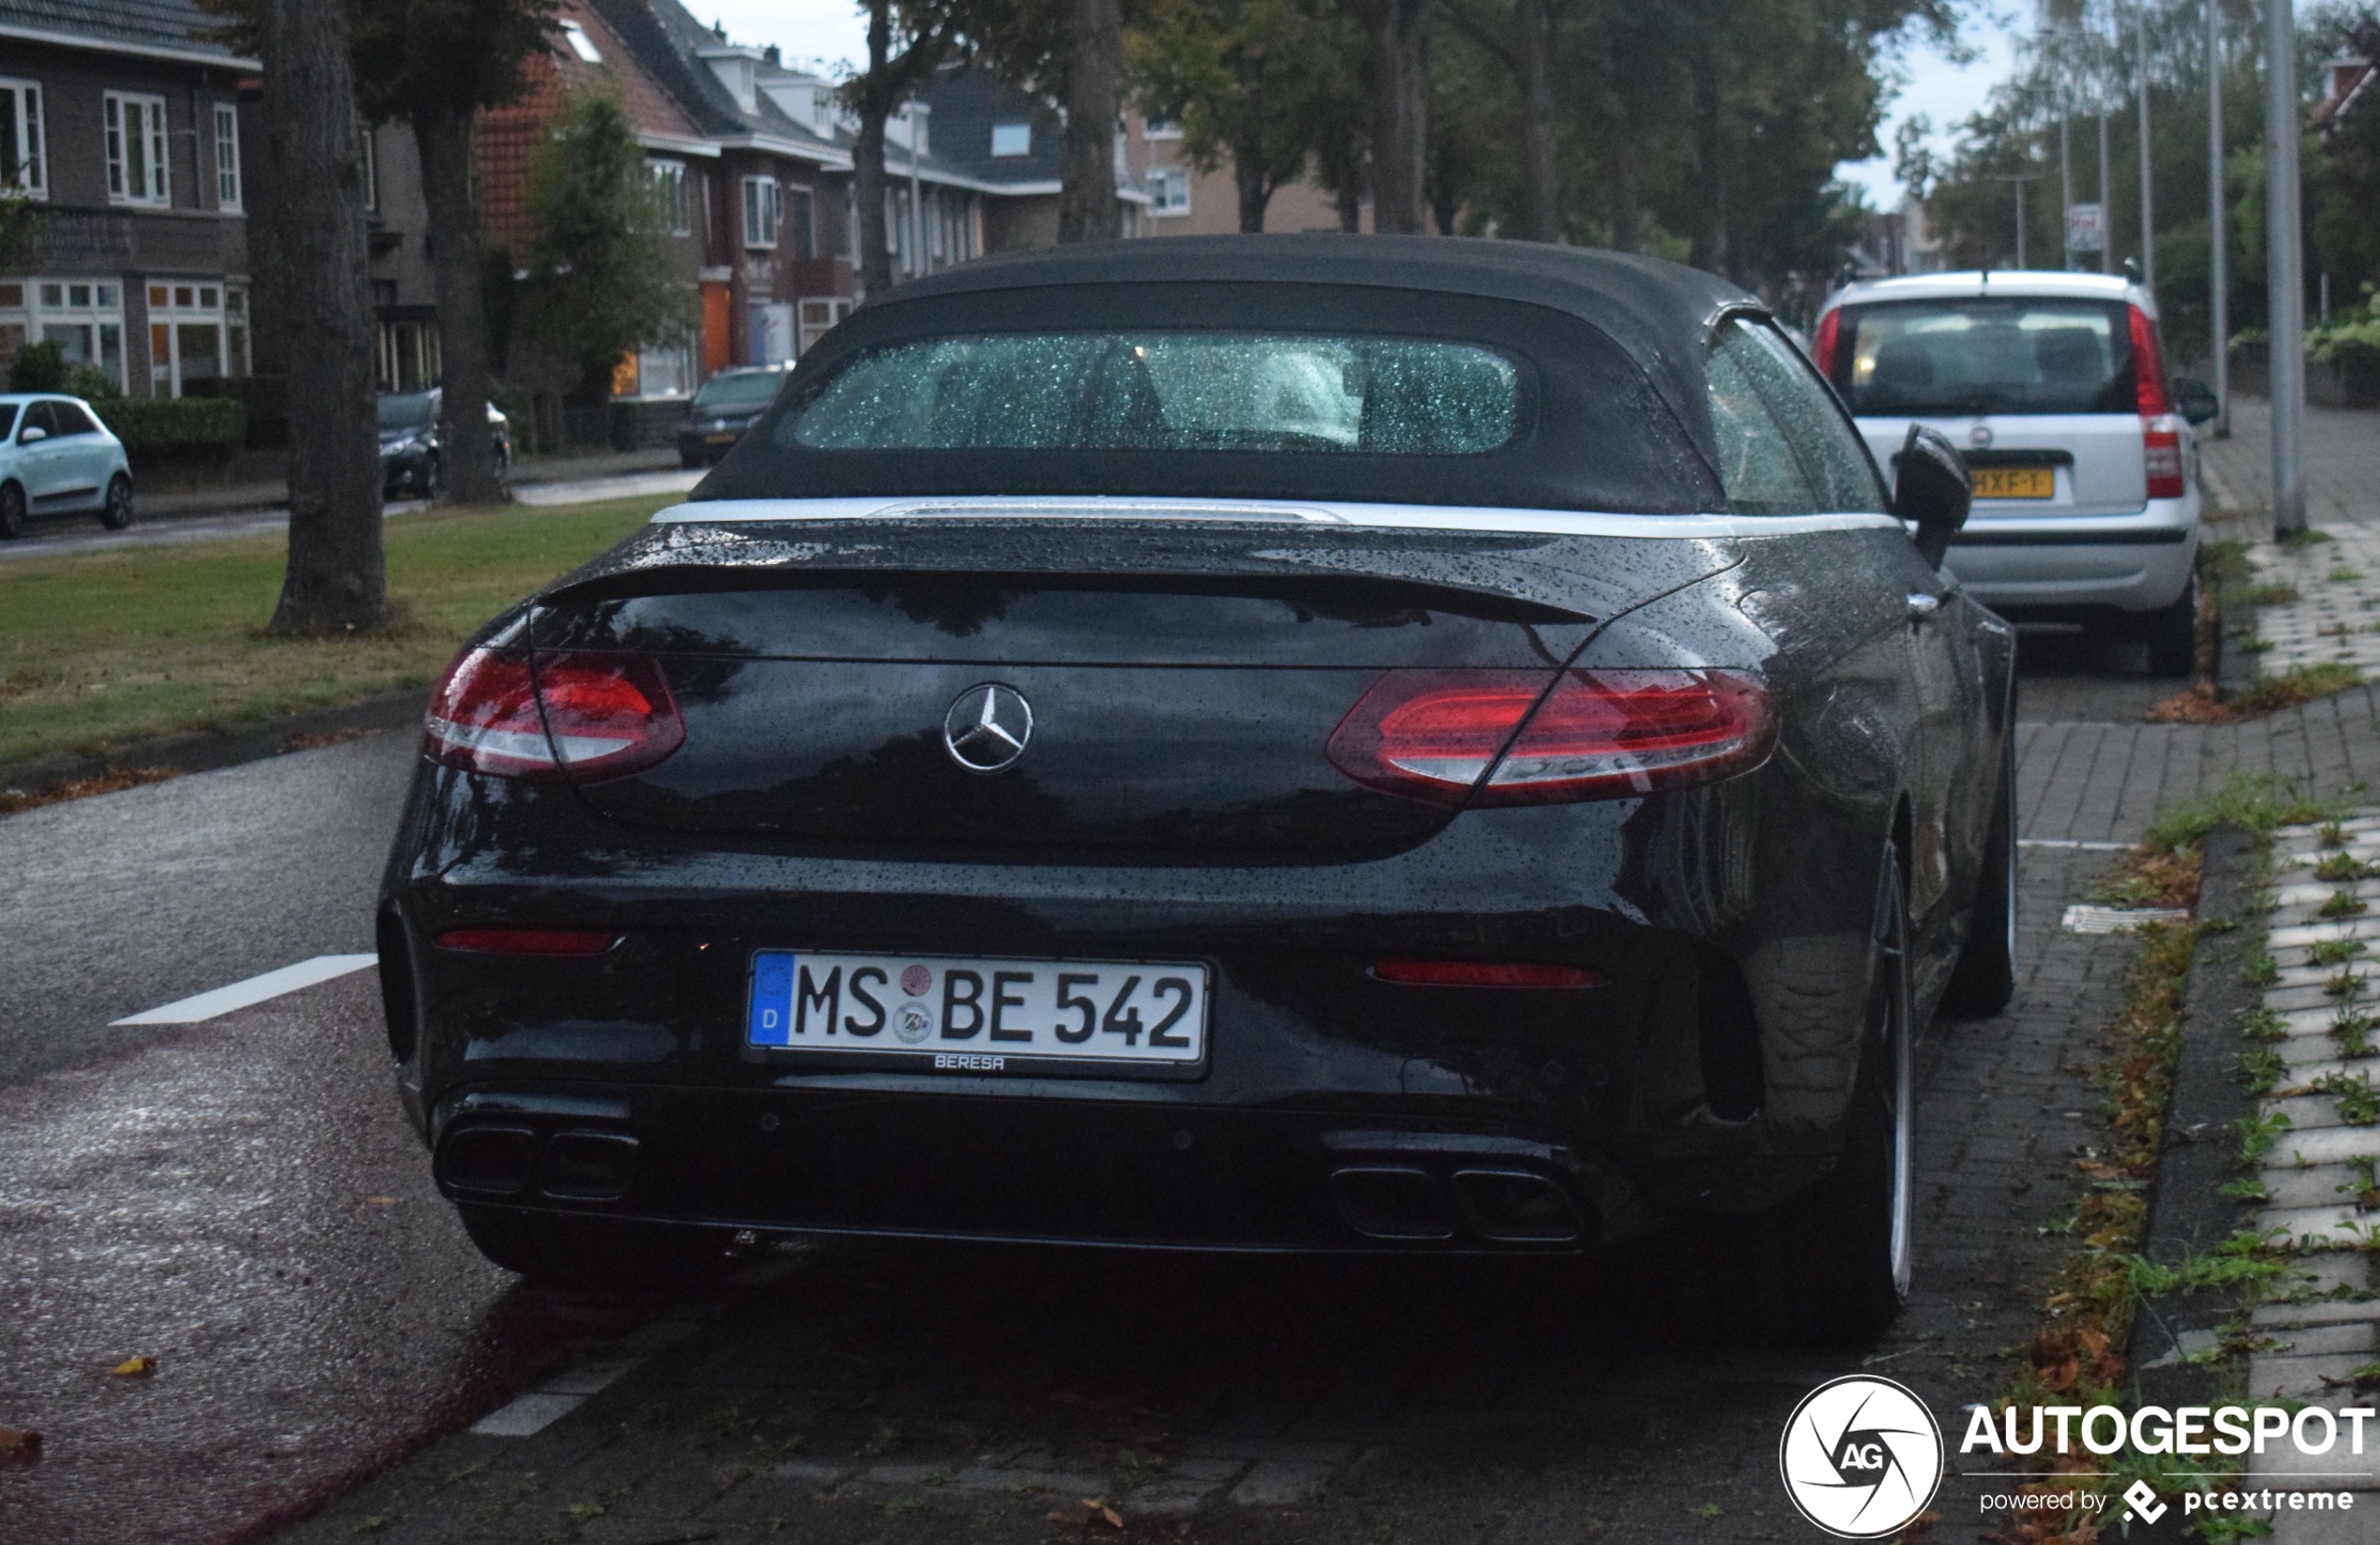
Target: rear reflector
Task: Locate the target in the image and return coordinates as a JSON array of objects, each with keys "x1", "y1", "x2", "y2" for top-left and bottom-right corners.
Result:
[
  {"x1": 1371, "y1": 958, "x2": 1605, "y2": 988},
  {"x1": 434, "y1": 928, "x2": 619, "y2": 955},
  {"x1": 424, "y1": 646, "x2": 684, "y2": 780},
  {"x1": 2143, "y1": 425, "x2": 2186, "y2": 500},
  {"x1": 1326, "y1": 668, "x2": 1772, "y2": 806}
]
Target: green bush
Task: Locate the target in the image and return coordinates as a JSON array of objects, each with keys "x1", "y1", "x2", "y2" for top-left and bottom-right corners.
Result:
[
  {"x1": 183, "y1": 374, "x2": 287, "y2": 446},
  {"x1": 64, "y1": 364, "x2": 121, "y2": 401},
  {"x1": 92, "y1": 396, "x2": 247, "y2": 455},
  {"x1": 7, "y1": 339, "x2": 67, "y2": 393}
]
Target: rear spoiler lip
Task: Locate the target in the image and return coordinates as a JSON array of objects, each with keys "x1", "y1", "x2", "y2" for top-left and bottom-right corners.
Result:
[{"x1": 648, "y1": 496, "x2": 1903, "y2": 543}]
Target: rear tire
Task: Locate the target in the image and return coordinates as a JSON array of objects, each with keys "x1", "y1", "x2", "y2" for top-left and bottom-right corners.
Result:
[
  {"x1": 455, "y1": 1203, "x2": 743, "y2": 1291},
  {"x1": 1941, "y1": 736, "x2": 2017, "y2": 1017},
  {"x1": 97, "y1": 473, "x2": 133, "y2": 530},
  {"x1": 2142, "y1": 570, "x2": 2200, "y2": 678},
  {"x1": 1733, "y1": 859, "x2": 1914, "y2": 1345},
  {"x1": 0, "y1": 481, "x2": 24, "y2": 539}
]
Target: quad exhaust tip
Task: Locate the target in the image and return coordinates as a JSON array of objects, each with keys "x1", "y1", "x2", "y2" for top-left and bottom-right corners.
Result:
[
  {"x1": 1331, "y1": 1165, "x2": 1585, "y2": 1245},
  {"x1": 436, "y1": 1124, "x2": 639, "y2": 1203}
]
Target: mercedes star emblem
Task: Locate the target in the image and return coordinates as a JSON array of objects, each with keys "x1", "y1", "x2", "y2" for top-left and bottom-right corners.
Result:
[{"x1": 942, "y1": 683, "x2": 1034, "y2": 774}]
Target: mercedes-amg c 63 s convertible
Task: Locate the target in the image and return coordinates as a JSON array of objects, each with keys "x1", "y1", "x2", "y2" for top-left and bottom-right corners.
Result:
[{"x1": 377, "y1": 236, "x2": 2016, "y2": 1344}]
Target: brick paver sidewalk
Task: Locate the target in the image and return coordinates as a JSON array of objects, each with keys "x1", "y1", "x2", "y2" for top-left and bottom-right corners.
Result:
[{"x1": 2198, "y1": 399, "x2": 2380, "y2": 673}]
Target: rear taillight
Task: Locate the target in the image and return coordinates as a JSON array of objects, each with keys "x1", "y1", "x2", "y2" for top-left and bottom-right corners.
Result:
[
  {"x1": 1371, "y1": 958, "x2": 1606, "y2": 988},
  {"x1": 1812, "y1": 308, "x2": 1842, "y2": 381},
  {"x1": 1326, "y1": 668, "x2": 1771, "y2": 806},
  {"x1": 2144, "y1": 425, "x2": 2186, "y2": 500},
  {"x1": 2128, "y1": 304, "x2": 2173, "y2": 416},
  {"x1": 434, "y1": 928, "x2": 619, "y2": 955},
  {"x1": 424, "y1": 646, "x2": 685, "y2": 780}
]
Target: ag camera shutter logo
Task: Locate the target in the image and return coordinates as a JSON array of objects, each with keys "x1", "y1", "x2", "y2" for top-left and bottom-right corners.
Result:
[{"x1": 1778, "y1": 1375, "x2": 1945, "y2": 1538}]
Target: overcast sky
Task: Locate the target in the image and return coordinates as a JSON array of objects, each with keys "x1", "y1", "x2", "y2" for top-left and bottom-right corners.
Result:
[{"x1": 692, "y1": 0, "x2": 2021, "y2": 214}]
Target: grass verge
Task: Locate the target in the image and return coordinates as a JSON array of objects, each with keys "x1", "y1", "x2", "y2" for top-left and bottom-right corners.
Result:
[{"x1": 0, "y1": 496, "x2": 663, "y2": 772}]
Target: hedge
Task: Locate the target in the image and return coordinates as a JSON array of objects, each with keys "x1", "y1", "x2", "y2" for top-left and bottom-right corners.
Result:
[
  {"x1": 183, "y1": 375, "x2": 288, "y2": 447},
  {"x1": 91, "y1": 396, "x2": 247, "y2": 455}
]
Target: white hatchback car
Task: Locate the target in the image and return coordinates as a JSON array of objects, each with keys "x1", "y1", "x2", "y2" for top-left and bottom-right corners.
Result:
[
  {"x1": 0, "y1": 394, "x2": 134, "y2": 539},
  {"x1": 1812, "y1": 272, "x2": 2209, "y2": 674}
]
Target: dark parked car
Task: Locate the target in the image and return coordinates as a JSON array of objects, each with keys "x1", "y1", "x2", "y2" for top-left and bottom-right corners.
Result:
[
  {"x1": 378, "y1": 389, "x2": 513, "y2": 498},
  {"x1": 676, "y1": 364, "x2": 790, "y2": 468},
  {"x1": 379, "y1": 237, "x2": 2013, "y2": 1344}
]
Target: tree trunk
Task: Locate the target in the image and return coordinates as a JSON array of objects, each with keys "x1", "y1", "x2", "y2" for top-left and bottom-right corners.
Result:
[
  {"x1": 414, "y1": 105, "x2": 500, "y2": 505},
  {"x1": 1369, "y1": 0, "x2": 1432, "y2": 235},
  {"x1": 257, "y1": 0, "x2": 385, "y2": 636},
  {"x1": 1687, "y1": 42, "x2": 1728, "y2": 276},
  {"x1": 854, "y1": 4, "x2": 898, "y2": 298},
  {"x1": 1516, "y1": 0, "x2": 1559, "y2": 242},
  {"x1": 1603, "y1": 121, "x2": 1640, "y2": 252},
  {"x1": 1058, "y1": 0, "x2": 1123, "y2": 242}
]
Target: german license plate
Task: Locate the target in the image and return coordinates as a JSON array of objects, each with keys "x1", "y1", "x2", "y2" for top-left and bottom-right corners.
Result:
[
  {"x1": 747, "y1": 951, "x2": 1209, "y2": 1068},
  {"x1": 1972, "y1": 467, "x2": 2055, "y2": 499}
]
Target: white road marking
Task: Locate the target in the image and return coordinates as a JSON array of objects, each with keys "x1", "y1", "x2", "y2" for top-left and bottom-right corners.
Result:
[
  {"x1": 2018, "y1": 839, "x2": 2134, "y2": 851},
  {"x1": 468, "y1": 1320, "x2": 700, "y2": 1437},
  {"x1": 111, "y1": 954, "x2": 379, "y2": 1025},
  {"x1": 2060, "y1": 904, "x2": 2192, "y2": 934}
]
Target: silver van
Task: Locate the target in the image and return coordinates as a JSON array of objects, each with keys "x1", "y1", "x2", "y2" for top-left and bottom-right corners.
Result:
[{"x1": 1813, "y1": 271, "x2": 2210, "y2": 673}]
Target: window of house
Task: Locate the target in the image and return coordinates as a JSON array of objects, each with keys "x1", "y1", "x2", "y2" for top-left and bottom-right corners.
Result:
[
  {"x1": 214, "y1": 103, "x2": 242, "y2": 211},
  {"x1": 989, "y1": 122, "x2": 1031, "y2": 157},
  {"x1": 1149, "y1": 168, "x2": 1190, "y2": 216},
  {"x1": 360, "y1": 121, "x2": 379, "y2": 213},
  {"x1": 648, "y1": 158, "x2": 692, "y2": 235},
  {"x1": 4, "y1": 279, "x2": 124, "y2": 392},
  {"x1": 1, "y1": 79, "x2": 45, "y2": 198},
  {"x1": 741, "y1": 175, "x2": 780, "y2": 248},
  {"x1": 146, "y1": 282, "x2": 237, "y2": 397},
  {"x1": 106, "y1": 93, "x2": 171, "y2": 205},
  {"x1": 558, "y1": 19, "x2": 603, "y2": 62},
  {"x1": 1142, "y1": 117, "x2": 1182, "y2": 139},
  {"x1": 785, "y1": 186, "x2": 814, "y2": 259}
]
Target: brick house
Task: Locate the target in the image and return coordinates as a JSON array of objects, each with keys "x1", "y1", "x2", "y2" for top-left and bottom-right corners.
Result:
[
  {"x1": 1128, "y1": 113, "x2": 1361, "y2": 237},
  {"x1": 0, "y1": 0, "x2": 257, "y2": 399}
]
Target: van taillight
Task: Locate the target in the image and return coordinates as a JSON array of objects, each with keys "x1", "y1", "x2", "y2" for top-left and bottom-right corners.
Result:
[
  {"x1": 424, "y1": 646, "x2": 685, "y2": 780},
  {"x1": 1812, "y1": 309, "x2": 1842, "y2": 381},
  {"x1": 1326, "y1": 668, "x2": 1772, "y2": 806},
  {"x1": 2144, "y1": 427, "x2": 2186, "y2": 500}
]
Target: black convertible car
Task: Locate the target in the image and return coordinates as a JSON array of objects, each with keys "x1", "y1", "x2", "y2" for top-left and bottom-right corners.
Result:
[{"x1": 378, "y1": 237, "x2": 2014, "y2": 1344}]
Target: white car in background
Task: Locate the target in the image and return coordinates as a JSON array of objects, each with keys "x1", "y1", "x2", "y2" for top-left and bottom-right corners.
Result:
[
  {"x1": 0, "y1": 394, "x2": 134, "y2": 540},
  {"x1": 1812, "y1": 272, "x2": 2213, "y2": 675}
]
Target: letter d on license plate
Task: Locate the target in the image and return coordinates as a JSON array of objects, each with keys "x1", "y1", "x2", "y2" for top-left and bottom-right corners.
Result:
[{"x1": 747, "y1": 950, "x2": 1209, "y2": 1067}]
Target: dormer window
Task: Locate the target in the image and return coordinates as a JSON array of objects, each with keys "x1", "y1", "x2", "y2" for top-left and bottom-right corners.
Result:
[
  {"x1": 558, "y1": 20, "x2": 602, "y2": 62},
  {"x1": 989, "y1": 122, "x2": 1030, "y2": 157}
]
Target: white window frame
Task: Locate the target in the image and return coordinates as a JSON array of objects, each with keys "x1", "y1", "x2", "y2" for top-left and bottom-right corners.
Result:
[
  {"x1": 741, "y1": 174, "x2": 780, "y2": 249},
  {"x1": 1, "y1": 78, "x2": 45, "y2": 199},
  {"x1": 213, "y1": 102, "x2": 242, "y2": 211},
  {"x1": 647, "y1": 158, "x2": 691, "y2": 236},
  {"x1": 1150, "y1": 168, "x2": 1191, "y2": 216},
  {"x1": 5, "y1": 278, "x2": 126, "y2": 392},
  {"x1": 360, "y1": 120, "x2": 379, "y2": 214},
  {"x1": 105, "y1": 92, "x2": 171, "y2": 206}
]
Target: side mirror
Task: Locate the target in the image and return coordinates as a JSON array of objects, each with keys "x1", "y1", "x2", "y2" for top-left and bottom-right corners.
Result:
[
  {"x1": 1895, "y1": 423, "x2": 1970, "y2": 569},
  {"x1": 2171, "y1": 377, "x2": 2220, "y2": 426},
  {"x1": 17, "y1": 425, "x2": 46, "y2": 445}
]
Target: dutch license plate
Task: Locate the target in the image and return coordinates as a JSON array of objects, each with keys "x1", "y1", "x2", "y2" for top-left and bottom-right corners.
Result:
[
  {"x1": 747, "y1": 951, "x2": 1209, "y2": 1068},
  {"x1": 705, "y1": 432, "x2": 737, "y2": 444},
  {"x1": 1972, "y1": 467, "x2": 2055, "y2": 499}
]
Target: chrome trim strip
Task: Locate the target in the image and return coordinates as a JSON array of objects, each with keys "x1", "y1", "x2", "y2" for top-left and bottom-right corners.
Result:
[{"x1": 649, "y1": 496, "x2": 1908, "y2": 541}]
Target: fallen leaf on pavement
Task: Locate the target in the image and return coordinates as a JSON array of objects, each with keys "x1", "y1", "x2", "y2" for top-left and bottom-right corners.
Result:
[
  {"x1": 1082, "y1": 1497, "x2": 1124, "y2": 1528},
  {"x1": 110, "y1": 1356, "x2": 156, "y2": 1378},
  {"x1": 365, "y1": 1196, "x2": 394, "y2": 1206}
]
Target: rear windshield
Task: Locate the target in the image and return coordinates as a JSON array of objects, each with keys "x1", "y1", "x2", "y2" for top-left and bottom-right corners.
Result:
[
  {"x1": 779, "y1": 333, "x2": 1520, "y2": 455},
  {"x1": 692, "y1": 372, "x2": 783, "y2": 410},
  {"x1": 377, "y1": 393, "x2": 437, "y2": 430},
  {"x1": 1827, "y1": 298, "x2": 2137, "y2": 417}
]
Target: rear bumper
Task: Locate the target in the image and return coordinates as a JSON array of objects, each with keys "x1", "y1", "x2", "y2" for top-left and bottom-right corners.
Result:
[
  {"x1": 423, "y1": 1084, "x2": 1798, "y2": 1254},
  {"x1": 1941, "y1": 497, "x2": 2199, "y2": 613}
]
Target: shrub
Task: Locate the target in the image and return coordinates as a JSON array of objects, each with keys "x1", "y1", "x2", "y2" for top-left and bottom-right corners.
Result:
[
  {"x1": 91, "y1": 396, "x2": 247, "y2": 455},
  {"x1": 7, "y1": 339, "x2": 66, "y2": 393},
  {"x1": 64, "y1": 364, "x2": 121, "y2": 401},
  {"x1": 183, "y1": 375, "x2": 287, "y2": 447}
]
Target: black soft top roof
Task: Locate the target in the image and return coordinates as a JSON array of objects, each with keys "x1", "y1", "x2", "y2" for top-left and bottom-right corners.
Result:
[
  {"x1": 692, "y1": 236, "x2": 1765, "y2": 514},
  {"x1": 893, "y1": 234, "x2": 1753, "y2": 411}
]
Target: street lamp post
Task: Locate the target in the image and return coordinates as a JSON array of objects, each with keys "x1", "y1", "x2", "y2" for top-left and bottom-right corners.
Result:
[
  {"x1": 2139, "y1": 8, "x2": 2156, "y2": 292},
  {"x1": 1993, "y1": 174, "x2": 2038, "y2": 268},
  {"x1": 2209, "y1": 0, "x2": 2229, "y2": 437},
  {"x1": 2267, "y1": 0, "x2": 2307, "y2": 537}
]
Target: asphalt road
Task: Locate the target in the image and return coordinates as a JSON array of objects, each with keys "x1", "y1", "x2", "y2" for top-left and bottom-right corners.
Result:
[
  {"x1": 0, "y1": 731, "x2": 417, "y2": 1087},
  {"x1": 0, "y1": 643, "x2": 2197, "y2": 1543}
]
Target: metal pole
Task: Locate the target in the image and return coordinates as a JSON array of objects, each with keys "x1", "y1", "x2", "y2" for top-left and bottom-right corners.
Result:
[
  {"x1": 2098, "y1": 112, "x2": 2112, "y2": 272},
  {"x1": 2267, "y1": 0, "x2": 2307, "y2": 537},
  {"x1": 2061, "y1": 114, "x2": 2075, "y2": 269},
  {"x1": 2209, "y1": 0, "x2": 2230, "y2": 437},
  {"x1": 2016, "y1": 177, "x2": 2027, "y2": 268},
  {"x1": 2139, "y1": 9, "x2": 2156, "y2": 292}
]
